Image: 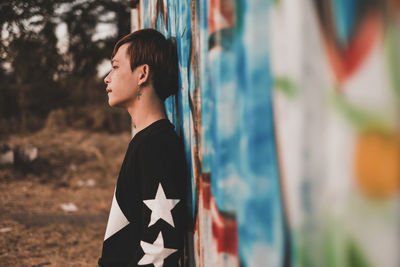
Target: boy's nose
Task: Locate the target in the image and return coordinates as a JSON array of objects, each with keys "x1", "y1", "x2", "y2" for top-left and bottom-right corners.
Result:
[{"x1": 104, "y1": 72, "x2": 111, "y2": 84}]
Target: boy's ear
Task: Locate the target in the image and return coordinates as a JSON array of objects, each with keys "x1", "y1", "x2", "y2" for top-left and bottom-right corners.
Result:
[{"x1": 138, "y1": 64, "x2": 150, "y2": 86}]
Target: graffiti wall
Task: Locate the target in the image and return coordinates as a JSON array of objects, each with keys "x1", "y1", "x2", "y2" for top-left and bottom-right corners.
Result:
[{"x1": 137, "y1": 0, "x2": 400, "y2": 266}]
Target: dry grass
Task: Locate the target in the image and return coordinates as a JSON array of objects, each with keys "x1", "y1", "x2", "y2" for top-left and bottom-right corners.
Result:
[{"x1": 0, "y1": 126, "x2": 131, "y2": 266}]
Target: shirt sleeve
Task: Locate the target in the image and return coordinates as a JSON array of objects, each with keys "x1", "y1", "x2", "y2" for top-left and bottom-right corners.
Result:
[{"x1": 133, "y1": 137, "x2": 187, "y2": 267}]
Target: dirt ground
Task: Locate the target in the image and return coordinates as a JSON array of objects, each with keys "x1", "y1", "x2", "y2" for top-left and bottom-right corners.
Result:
[{"x1": 0, "y1": 127, "x2": 131, "y2": 266}]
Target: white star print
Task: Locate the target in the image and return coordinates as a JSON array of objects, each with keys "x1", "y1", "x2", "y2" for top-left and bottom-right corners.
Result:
[
  {"x1": 104, "y1": 188, "x2": 129, "y2": 241},
  {"x1": 138, "y1": 231, "x2": 177, "y2": 267},
  {"x1": 143, "y1": 183, "x2": 180, "y2": 227}
]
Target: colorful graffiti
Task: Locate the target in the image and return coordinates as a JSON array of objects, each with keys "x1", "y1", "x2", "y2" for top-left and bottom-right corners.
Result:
[{"x1": 137, "y1": 0, "x2": 400, "y2": 266}]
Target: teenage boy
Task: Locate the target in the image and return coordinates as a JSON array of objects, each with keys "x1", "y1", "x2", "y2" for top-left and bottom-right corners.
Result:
[{"x1": 99, "y1": 28, "x2": 187, "y2": 267}]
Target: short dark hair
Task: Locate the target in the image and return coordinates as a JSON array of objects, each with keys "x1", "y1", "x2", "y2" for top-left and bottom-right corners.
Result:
[{"x1": 112, "y1": 28, "x2": 179, "y2": 101}]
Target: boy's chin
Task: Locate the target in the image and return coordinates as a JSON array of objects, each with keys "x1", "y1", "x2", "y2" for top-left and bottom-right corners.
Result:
[
  {"x1": 108, "y1": 98, "x2": 118, "y2": 107},
  {"x1": 108, "y1": 99, "x2": 125, "y2": 109}
]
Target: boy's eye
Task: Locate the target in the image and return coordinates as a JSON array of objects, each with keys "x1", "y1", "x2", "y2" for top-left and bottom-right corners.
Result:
[{"x1": 112, "y1": 65, "x2": 118, "y2": 69}]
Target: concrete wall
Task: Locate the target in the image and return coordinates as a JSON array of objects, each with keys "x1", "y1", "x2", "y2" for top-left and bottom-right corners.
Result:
[{"x1": 136, "y1": 1, "x2": 400, "y2": 266}]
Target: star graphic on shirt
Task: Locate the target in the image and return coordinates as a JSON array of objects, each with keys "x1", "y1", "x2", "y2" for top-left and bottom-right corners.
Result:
[
  {"x1": 104, "y1": 188, "x2": 130, "y2": 241},
  {"x1": 143, "y1": 183, "x2": 180, "y2": 227},
  {"x1": 138, "y1": 231, "x2": 177, "y2": 267}
]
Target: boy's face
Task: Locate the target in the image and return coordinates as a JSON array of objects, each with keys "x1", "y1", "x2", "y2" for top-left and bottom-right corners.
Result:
[{"x1": 104, "y1": 43, "x2": 140, "y2": 108}]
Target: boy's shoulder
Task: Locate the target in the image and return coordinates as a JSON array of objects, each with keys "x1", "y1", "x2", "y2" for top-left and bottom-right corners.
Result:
[{"x1": 130, "y1": 119, "x2": 181, "y2": 155}]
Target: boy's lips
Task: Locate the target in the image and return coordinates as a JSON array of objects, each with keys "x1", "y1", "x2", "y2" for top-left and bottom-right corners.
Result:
[{"x1": 106, "y1": 88, "x2": 112, "y2": 93}]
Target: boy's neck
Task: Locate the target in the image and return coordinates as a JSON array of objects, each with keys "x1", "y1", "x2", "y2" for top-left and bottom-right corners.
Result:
[{"x1": 127, "y1": 89, "x2": 167, "y2": 134}]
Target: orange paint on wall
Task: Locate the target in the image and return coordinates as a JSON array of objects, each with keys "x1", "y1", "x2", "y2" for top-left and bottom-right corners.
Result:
[{"x1": 354, "y1": 131, "x2": 400, "y2": 198}]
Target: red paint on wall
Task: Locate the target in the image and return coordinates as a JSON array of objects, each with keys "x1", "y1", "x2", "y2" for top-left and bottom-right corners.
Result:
[
  {"x1": 208, "y1": 0, "x2": 235, "y2": 34},
  {"x1": 211, "y1": 200, "x2": 238, "y2": 255},
  {"x1": 197, "y1": 171, "x2": 239, "y2": 256},
  {"x1": 323, "y1": 12, "x2": 382, "y2": 85}
]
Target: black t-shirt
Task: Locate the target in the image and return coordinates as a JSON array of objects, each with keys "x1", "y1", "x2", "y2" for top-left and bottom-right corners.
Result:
[{"x1": 99, "y1": 119, "x2": 187, "y2": 267}]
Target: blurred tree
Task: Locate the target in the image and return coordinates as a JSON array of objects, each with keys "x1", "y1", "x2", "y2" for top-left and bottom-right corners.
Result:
[
  {"x1": 0, "y1": 0, "x2": 65, "y2": 131},
  {"x1": 0, "y1": 0, "x2": 130, "y2": 133},
  {"x1": 62, "y1": 0, "x2": 130, "y2": 77}
]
